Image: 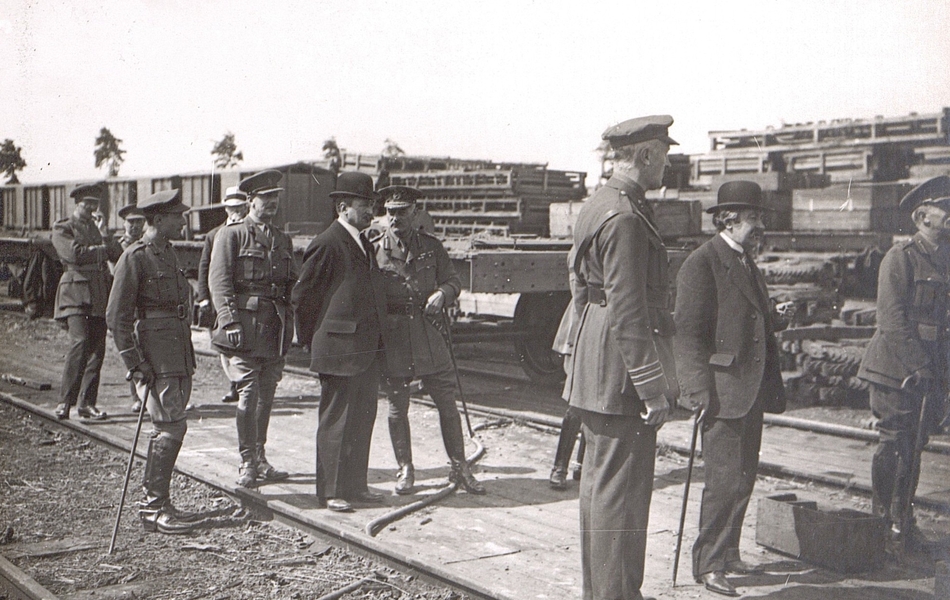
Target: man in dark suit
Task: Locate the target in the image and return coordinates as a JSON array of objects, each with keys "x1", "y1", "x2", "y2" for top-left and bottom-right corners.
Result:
[
  {"x1": 564, "y1": 115, "x2": 678, "y2": 600},
  {"x1": 674, "y1": 181, "x2": 789, "y2": 597},
  {"x1": 292, "y1": 171, "x2": 386, "y2": 513}
]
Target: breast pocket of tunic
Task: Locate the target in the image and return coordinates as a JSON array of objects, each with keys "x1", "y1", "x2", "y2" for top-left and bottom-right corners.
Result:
[
  {"x1": 145, "y1": 272, "x2": 178, "y2": 306},
  {"x1": 238, "y1": 248, "x2": 267, "y2": 281}
]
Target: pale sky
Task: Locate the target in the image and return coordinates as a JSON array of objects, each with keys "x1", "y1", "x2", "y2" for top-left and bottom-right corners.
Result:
[{"x1": 2, "y1": 0, "x2": 948, "y2": 185}]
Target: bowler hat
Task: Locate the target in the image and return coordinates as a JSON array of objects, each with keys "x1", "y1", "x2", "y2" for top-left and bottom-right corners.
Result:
[
  {"x1": 222, "y1": 186, "x2": 248, "y2": 207},
  {"x1": 706, "y1": 180, "x2": 765, "y2": 214},
  {"x1": 239, "y1": 170, "x2": 284, "y2": 197},
  {"x1": 379, "y1": 185, "x2": 424, "y2": 209},
  {"x1": 602, "y1": 115, "x2": 678, "y2": 148},
  {"x1": 899, "y1": 175, "x2": 950, "y2": 212},
  {"x1": 117, "y1": 203, "x2": 144, "y2": 219},
  {"x1": 70, "y1": 182, "x2": 106, "y2": 203},
  {"x1": 139, "y1": 189, "x2": 188, "y2": 216},
  {"x1": 330, "y1": 171, "x2": 377, "y2": 202}
]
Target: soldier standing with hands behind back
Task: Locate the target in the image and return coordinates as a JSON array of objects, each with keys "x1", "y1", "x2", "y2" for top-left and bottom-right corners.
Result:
[
  {"x1": 53, "y1": 182, "x2": 123, "y2": 421},
  {"x1": 372, "y1": 186, "x2": 484, "y2": 495}
]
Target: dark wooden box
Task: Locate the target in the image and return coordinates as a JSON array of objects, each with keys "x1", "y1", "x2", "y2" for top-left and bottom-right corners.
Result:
[{"x1": 755, "y1": 493, "x2": 886, "y2": 572}]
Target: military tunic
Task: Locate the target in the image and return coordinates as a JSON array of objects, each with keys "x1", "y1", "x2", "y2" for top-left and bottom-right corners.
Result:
[{"x1": 52, "y1": 215, "x2": 122, "y2": 320}]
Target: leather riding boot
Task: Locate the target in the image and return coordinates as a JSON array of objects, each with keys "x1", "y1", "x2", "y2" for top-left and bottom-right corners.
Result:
[
  {"x1": 257, "y1": 446, "x2": 288, "y2": 481},
  {"x1": 550, "y1": 415, "x2": 580, "y2": 489},
  {"x1": 235, "y1": 408, "x2": 257, "y2": 487},
  {"x1": 139, "y1": 506, "x2": 198, "y2": 534},
  {"x1": 389, "y1": 416, "x2": 415, "y2": 494},
  {"x1": 871, "y1": 442, "x2": 898, "y2": 525},
  {"x1": 222, "y1": 382, "x2": 239, "y2": 403},
  {"x1": 573, "y1": 434, "x2": 586, "y2": 481},
  {"x1": 142, "y1": 438, "x2": 165, "y2": 510},
  {"x1": 443, "y1": 417, "x2": 485, "y2": 494},
  {"x1": 138, "y1": 438, "x2": 197, "y2": 534}
]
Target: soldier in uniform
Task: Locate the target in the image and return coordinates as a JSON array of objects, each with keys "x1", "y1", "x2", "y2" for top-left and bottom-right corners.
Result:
[
  {"x1": 372, "y1": 186, "x2": 485, "y2": 495},
  {"x1": 197, "y1": 186, "x2": 248, "y2": 404},
  {"x1": 106, "y1": 189, "x2": 197, "y2": 534},
  {"x1": 564, "y1": 116, "x2": 678, "y2": 600},
  {"x1": 52, "y1": 182, "x2": 123, "y2": 420},
  {"x1": 116, "y1": 201, "x2": 147, "y2": 413},
  {"x1": 209, "y1": 171, "x2": 296, "y2": 488},
  {"x1": 858, "y1": 175, "x2": 950, "y2": 550}
]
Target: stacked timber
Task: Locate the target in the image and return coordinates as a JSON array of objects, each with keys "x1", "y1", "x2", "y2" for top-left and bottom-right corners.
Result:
[
  {"x1": 910, "y1": 146, "x2": 950, "y2": 180},
  {"x1": 791, "y1": 183, "x2": 914, "y2": 233}
]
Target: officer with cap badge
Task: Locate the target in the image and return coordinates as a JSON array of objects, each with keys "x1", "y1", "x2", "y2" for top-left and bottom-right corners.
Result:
[
  {"x1": 106, "y1": 189, "x2": 199, "y2": 534},
  {"x1": 115, "y1": 201, "x2": 148, "y2": 413},
  {"x1": 372, "y1": 186, "x2": 485, "y2": 495},
  {"x1": 196, "y1": 186, "x2": 248, "y2": 404},
  {"x1": 209, "y1": 170, "x2": 297, "y2": 488},
  {"x1": 859, "y1": 175, "x2": 950, "y2": 553},
  {"x1": 564, "y1": 115, "x2": 679, "y2": 600},
  {"x1": 52, "y1": 182, "x2": 124, "y2": 420}
]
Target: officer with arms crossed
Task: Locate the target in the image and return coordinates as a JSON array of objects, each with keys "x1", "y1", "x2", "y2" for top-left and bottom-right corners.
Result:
[
  {"x1": 209, "y1": 171, "x2": 297, "y2": 488},
  {"x1": 106, "y1": 189, "x2": 198, "y2": 534},
  {"x1": 372, "y1": 185, "x2": 484, "y2": 495}
]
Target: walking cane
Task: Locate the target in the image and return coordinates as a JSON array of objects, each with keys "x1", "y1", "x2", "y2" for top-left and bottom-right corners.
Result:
[
  {"x1": 108, "y1": 373, "x2": 152, "y2": 555},
  {"x1": 895, "y1": 389, "x2": 931, "y2": 553},
  {"x1": 672, "y1": 408, "x2": 705, "y2": 587},
  {"x1": 441, "y1": 308, "x2": 475, "y2": 437}
]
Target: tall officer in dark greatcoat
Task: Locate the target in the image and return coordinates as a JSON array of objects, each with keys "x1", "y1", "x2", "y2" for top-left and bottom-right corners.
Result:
[
  {"x1": 564, "y1": 116, "x2": 678, "y2": 600},
  {"x1": 52, "y1": 182, "x2": 123, "y2": 420},
  {"x1": 106, "y1": 189, "x2": 197, "y2": 534},
  {"x1": 858, "y1": 175, "x2": 950, "y2": 550},
  {"x1": 372, "y1": 186, "x2": 485, "y2": 495},
  {"x1": 674, "y1": 181, "x2": 789, "y2": 597},
  {"x1": 209, "y1": 171, "x2": 297, "y2": 488}
]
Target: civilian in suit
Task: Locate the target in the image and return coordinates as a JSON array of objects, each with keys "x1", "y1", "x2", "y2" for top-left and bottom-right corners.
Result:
[
  {"x1": 673, "y1": 181, "x2": 789, "y2": 597},
  {"x1": 292, "y1": 171, "x2": 386, "y2": 513},
  {"x1": 564, "y1": 116, "x2": 679, "y2": 600}
]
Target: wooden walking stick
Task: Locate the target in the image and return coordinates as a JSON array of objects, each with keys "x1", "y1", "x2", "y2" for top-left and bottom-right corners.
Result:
[
  {"x1": 108, "y1": 374, "x2": 152, "y2": 555},
  {"x1": 672, "y1": 408, "x2": 705, "y2": 587}
]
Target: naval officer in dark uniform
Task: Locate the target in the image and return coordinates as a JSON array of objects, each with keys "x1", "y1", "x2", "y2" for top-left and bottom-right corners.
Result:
[
  {"x1": 52, "y1": 182, "x2": 123, "y2": 420},
  {"x1": 564, "y1": 116, "x2": 679, "y2": 600},
  {"x1": 106, "y1": 189, "x2": 197, "y2": 534},
  {"x1": 372, "y1": 186, "x2": 485, "y2": 495}
]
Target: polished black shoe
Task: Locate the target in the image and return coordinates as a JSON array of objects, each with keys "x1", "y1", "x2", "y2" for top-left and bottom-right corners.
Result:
[
  {"x1": 450, "y1": 461, "x2": 486, "y2": 495},
  {"x1": 139, "y1": 507, "x2": 197, "y2": 534},
  {"x1": 77, "y1": 406, "x2": 108, "y2": 420},
  {"x1": 349, "y1": 490, "x2": 385, "y2": 504},
  {"x1": 221, "y1": 389, "x2": 239, "y2": 403},
  {"x1": 725, "y1": 559, "x2": 760, "y2": 575},
  {"x1": 326, "y1": 498, "x2": 353, "y2": 512},
  {"x1": 395, "y1": 465, "x2": 415, "y2": 495},
  {"x1": 257, "y1": 459, "x2": 289, "y2": 482},
  {"x1": 549, "y1": 466, "x2": 568, "y2": 490},
  {"x1": 699, "y1": 572, "x2": 739, "y2": 597},
  {"x1": 54, "y1": 404, "x2": 70, "y2": 420}
]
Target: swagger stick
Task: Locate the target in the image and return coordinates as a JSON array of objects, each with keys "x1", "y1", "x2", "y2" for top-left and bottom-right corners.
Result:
[{"x1": 108, "y1": 375, "x2": 152, "y2": 555}]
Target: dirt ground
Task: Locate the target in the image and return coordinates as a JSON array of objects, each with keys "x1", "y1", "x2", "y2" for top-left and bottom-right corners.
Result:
[{"x1": 0, "y1": 401, "x2": 468, "y2": 599}]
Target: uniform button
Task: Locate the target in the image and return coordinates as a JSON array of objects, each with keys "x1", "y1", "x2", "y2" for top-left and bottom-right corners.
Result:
[
  {"x1": 751, "y1": 314, "x2": 757, "y2": 320},
  {"x1": 755, "y1": 357, "x2": 761, "y2": 362},
  {"x1": 753, "y1": 338, "x2": 759, "y2": 343}
]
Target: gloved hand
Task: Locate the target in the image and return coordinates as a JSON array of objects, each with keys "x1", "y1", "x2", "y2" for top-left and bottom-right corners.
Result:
[
  {"x1": 226, "y1": 324, "x2": 244, "y2": 349},
  {"x1": 642, "y1": 394, "x2": 670, "y2": 429},
  {"x1": 679, "y1": 389, "x2": 710, "y2": 411},
  {"x1": 135, "y1": 362, "x2": 156, "y2": 386},
  {"x1": 424, "y1": 290, "x2": 446, "y2": 316},
  {"x1": 197, "y1": 301, "x2": 215, "y2": 329}
]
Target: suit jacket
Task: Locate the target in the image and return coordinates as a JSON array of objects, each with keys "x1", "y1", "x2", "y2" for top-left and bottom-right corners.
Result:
[
  {"x1": 673, "y1": 234, "x2": 785, "y2": 419},
  {"x1": 564, "y1": 174, "x2": 677, "y2": 416},
  {"x1": 52, "y1": 215, "x2": 123, "y2": 320},
  {"x1": 292, "y1": 221, "x2": 386, "y2": 376}
]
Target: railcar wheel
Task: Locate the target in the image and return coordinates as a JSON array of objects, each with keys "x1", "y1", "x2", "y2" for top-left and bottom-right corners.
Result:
[{"x1": 513, "y1": 292, "x2": 571, "y2": 387}]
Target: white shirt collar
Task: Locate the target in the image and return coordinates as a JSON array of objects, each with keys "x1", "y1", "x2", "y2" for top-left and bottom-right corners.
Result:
[
  {"x1": 719, "y1": 231, "x2": 744, "y2": 254},
  {"x1": 337, "y1": 216, "x2": 365, "y2": 254}
]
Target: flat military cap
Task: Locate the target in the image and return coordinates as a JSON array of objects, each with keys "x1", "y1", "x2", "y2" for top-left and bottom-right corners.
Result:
[
  {"x1": 70, "y1": 182, "x2": 106, "y2": 203},
  {"x1": 222, "y1": 185, "x2": 248, "y2": 207},
  {"x1": 707, "y1": 180, "x2": 765, "y2": 214},
  {"x1": 602, "y1": 115, "x2": 678, "y2": 148},
  {"x1": 117, "y1": 203, "x2": 145, "y2": 219},
  {"x1": 379, "y1": 185, "x2": 424, "y2": 209},
  {"x1": 330, "y1": 171, "x2": 377, "y2": 201},
  {"x1": 899, "y1": 175, "x2": 950, "y2": 212},
  {"x1": 138, "y1": 189, "x2": 188, "y2": 216},
  {"x1": 239, "y1": 170, "x2": 284, "y2": 197}
]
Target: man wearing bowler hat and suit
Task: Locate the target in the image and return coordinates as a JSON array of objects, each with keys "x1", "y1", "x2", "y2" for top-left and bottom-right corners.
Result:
[
  {"x1": 674, "y1": 181, "x2": 790, "y2": 597},
  {"x1": 52, "y1": 182, "x2": 124, "y2": 421},
  {"x1": 209, "y1": 171, "x2": 296, "y2": 488},
  {"x1": 293, "y1": 171, "x2": 387, "y2": 513},
  {"x1": 564, "y1": 115, "x2": 678, "y2": 600}
]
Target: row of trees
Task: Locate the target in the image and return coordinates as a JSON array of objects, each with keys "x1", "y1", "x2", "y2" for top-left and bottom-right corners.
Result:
[{"x1": 0, "y1": 130, "x2": 407, "y2": 184}]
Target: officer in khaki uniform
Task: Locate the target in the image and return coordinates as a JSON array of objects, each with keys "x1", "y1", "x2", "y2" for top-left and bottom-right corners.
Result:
[
  {"x1": 116, "y1": 201, "x2": 147, "y2": 413},
  {"x1": 106, "y1": 189, "x2": 198, "y2": 534},
  {"x1": 564, "y1": 116, "x2": 678, "y2": 600},
  {"x1": 53, "y1": 182, "x2": 124, "y2": 420},
  {"x1": 372, "y1": 186, "x2": 484, "y2": 495},
  {"x1": 858, "y1": 175, "x2": 950, "y2": 549},
  {"x1": 209, "y1": 170, "x2": 297, "y2": 488}
]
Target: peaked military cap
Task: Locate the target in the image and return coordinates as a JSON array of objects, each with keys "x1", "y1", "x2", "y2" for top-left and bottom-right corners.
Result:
[
  {"x1": 602, "y1": 115, "x2": 678, "y2": 148},
  {"x1": 70, "y1": 182, "x2": 107, "y2": 203},
  {"x1": 239, "y1": 170, "x2": 284, "y2": 197},
  {"x1": 330, "y1": 171, "x2": 377, "y2": 201},
  {"x1": 139, "y1": 189, "x2": 188, "y2": 216},
  {"x1": 117, "y1": 203, "x2": 145, "y2": 219},
  {"x1": 707, "y1": 180, "x2": 765, "y2": 214},
  {"x1": 899, "y1": 175, "x2": 950, "y2": 212},
  {"x1": 222, "y1": 185, "x2": 248, "y2": 207},
  {"x1": 379, "y1": 185, "x2": 424, "y2": 209}
]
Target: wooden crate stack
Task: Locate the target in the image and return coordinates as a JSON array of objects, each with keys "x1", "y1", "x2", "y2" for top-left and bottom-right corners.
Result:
[{"x1": 791, "y1": 182, "x2": 914, "y2": 234}]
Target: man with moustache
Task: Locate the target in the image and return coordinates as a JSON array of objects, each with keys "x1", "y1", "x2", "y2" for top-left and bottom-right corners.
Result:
[
  {"x1": 292, "y1": 171, "x2": 386, "y2": 513},
  {"x1": 106, "y1": 189, "x2": 198, "y2": 534},
  {"x1": 564, "y1": 116, "x2": 678, "y2": 600},
  {"x1": 674, "y1": 181, "x2": 789, "y2": 597},
  {"x1": 209, "y1": 171, "x2": 296, "y2": 488}
]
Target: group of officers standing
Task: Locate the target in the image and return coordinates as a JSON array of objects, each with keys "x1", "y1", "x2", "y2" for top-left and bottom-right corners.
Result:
[{"x1": 43, "y1": 116, "x2": 950, "y2": 598}]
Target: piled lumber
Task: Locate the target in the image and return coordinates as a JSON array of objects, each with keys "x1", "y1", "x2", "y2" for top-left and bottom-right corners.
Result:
[{"x1": 791, "y1": 183, "x2": 914, "y2": 233}]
